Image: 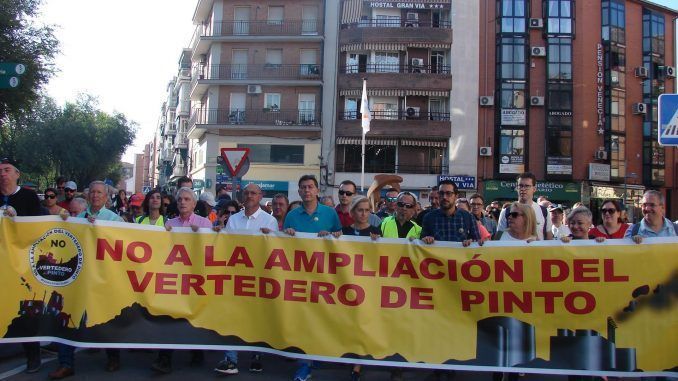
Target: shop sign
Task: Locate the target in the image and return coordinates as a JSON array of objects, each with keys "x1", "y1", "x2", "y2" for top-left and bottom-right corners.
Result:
[
  {"x1": 243, "y1": 180, "x2": 289, "y2": 191},
  {"x1": 547, "y1": 157, "x2": 573, "y2": 175},
  {"x1": 438, "y1": 175, "x2": 476, "y2": 190},
  {"x1": 500, "y1": 109, "x2": 526, "y2": 126},
  {"x1": 589, "y1": 163, "x2": 611, "y2": 182},
  {"x1": 499, "y1": 154, "x2": 524, "y2": 174},
  {"x1": 483, "y1": 180, "x2": 581, "y2": 202},
  {"x1": 369, "y1": 2, "x2": 449, "y2": 9}
]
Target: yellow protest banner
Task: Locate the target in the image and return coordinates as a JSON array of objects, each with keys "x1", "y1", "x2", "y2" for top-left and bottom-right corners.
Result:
[{"x1": 0, "y1": 216, "x2": 676, "y2": 377}]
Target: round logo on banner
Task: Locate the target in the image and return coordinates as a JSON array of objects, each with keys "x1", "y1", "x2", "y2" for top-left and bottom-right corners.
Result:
[{"x1": 29, "y1": 228, "x2": 84, "y2": 287}]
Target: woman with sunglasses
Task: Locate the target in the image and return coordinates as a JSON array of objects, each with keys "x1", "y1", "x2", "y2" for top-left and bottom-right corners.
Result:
[
  {"x1": 136, "y1": 189, "x2": 166, "y2": 226},
  {"x1": 492, "y1": 202, "x2": 538, "y2": 242},
  {"x1": 43, "y1": 187, "x2": 66, "y2": 215},
  {"x1": 213, "y1": 200, "x2": 240, "y2": 230},
  {"x1": 589, "y1": 199, "x2": 629, "y2": 239}
]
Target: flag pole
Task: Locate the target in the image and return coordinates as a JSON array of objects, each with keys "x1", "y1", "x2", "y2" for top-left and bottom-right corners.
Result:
[
  {"x1": 361, "y1": 129, "x2": 366, "y2": 193},
  {"x1": 360, "y1": 78, "x2": 370, "y2": 193}
]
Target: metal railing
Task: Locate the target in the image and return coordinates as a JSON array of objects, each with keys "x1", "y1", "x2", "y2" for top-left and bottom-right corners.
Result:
[
  {"x1": 336, "y1": 163, "x2": 448, "y2": 175},
  {"x1": 341, "y1": 18, "x2": 452, "y2": 29},
  {"x1": 190, "y1": 108, "x2": 321, "y2": 127},
  {"x1": 340, "y1": 110, "x2": 451, "y2": 121},
  {"x1": 203, "y1": 20, "x2": 321, "y2": 37},
  {"x1": 193, "y1": 64, "x2": 321, "y2": 81},
  {"x1": 340, "y1": 63, "x2": 450, "y2": 74}
]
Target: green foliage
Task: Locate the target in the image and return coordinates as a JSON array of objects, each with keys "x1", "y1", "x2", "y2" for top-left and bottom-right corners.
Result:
[{"x1": 0, "y1": 0, "x2": 59, "y2": 122}]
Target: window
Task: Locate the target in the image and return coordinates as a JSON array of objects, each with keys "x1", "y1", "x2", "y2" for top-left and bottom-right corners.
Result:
[
  {"x1": 547, "y1": 86, "x2": 572, "y2": 110},
  {"x1": 498, "y1": 0, "x2": 527, "y2": 33},
  {"x1": 375, "y1": 14, "x2": 400, "y2": 27},
  {"x1": 266, "y1": 49, "x2": 282, "y2": 67},
  {"x1": 546, "y1": 0, "x2": 573, "y2": 35},
  {"x1": 374, "y1": 51, "x2": 399, "y2": 73},
  {"x1": 337, "y1": 144, "x2": 396, "y2": 173},
  {"x1": 500, "y1": 129, "x2": 524, "y2": 156},
  {"x1": 430, "y1": 51, "x2": 447, "y2": 74},
  {"x1": 372, "y1": 100, "x2": 398, "y2": 120},
  {"x1": 344, "y1": 98, "x2": 358, "y2": 120},
  {"x1": 398, "y1": 145, "x2": 445, "y2": 174},
  {"x1": 500, "y1": 83, "x2": 526, "y2": 109},
  {"x1": 610, "y1": 89, "x2": 625, "y2": 133},
  {"x1": 547, "y1": 38, "x2": 572, "y2": 81},
  {"x1": 264, "y1": 93, "x2": 280, "y2": 110},
  {"x1": 610, "y1": 135, "x2": 625, "y2": 178},
  {"x1": 268, "y1": 6, "x2": 284, "y2": 24},
  {"x1": 238, "y1": 144, "x2": 304, "y2": 164},
  {"x1": 602, "y1": 0, "x2": 625, "y2": 43},
  {"x1": 498, "y1": 37, "x2": 526, "y2": 80},
  {"x1": 546, "y1": 129, "x2": 572, "y2": 157}
]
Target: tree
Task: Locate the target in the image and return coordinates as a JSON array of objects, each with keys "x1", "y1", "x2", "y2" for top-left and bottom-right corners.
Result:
[{"x1": 0, "y1": 0, "x2": 59, "y2": 122}]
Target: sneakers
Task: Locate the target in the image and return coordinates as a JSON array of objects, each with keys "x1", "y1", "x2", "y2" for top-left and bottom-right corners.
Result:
[
  {"x1": 249, "y1": 354, "x2": 263, "y2": 372},
  {"x1": 48, "y1": 366, "x2": 75, "y2": 380},
  {"x1": 214, "y1": 360, "x2": 239, "y2": 375},
  {"x1": 25, "y1": 355, "x2": 41, "y2": 374},
  {"x1": 351, "y1": 370, "x2": 361, "y2": 381},
  {"x1": 293, "y1": 363, "x2": 312, "y2": 381},
  {"x1": 151, "y1": 355, "x2": 172, "y2": 374}
]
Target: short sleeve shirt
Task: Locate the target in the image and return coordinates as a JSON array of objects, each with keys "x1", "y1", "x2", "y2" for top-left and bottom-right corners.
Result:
[{"x1": 283, "y1": 203, "x2": 342, "y2": 233}]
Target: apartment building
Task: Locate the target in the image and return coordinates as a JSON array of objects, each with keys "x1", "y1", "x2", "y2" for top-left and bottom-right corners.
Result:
[{"x1": 478, "y1": 0, "x2": 677, "y2": 219}]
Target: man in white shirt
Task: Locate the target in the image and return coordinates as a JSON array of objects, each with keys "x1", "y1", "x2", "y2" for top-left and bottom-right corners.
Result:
[
  {"x1": 497, "y1": 172, "x2": 554, "y2": 240},
  {"x1": 548, "y1": 204, "x2": 571, "y2": 239},
  {"x1": 225, "y1": 183, "x2": 278, "y2": 232}
]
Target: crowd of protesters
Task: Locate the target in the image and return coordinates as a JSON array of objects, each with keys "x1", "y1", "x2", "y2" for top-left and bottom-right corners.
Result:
[{"x1": 1, "y1": 156, "x2": 677, "y2": 381}]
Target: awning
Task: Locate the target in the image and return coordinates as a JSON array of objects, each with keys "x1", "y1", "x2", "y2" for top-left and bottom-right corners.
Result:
[
  {"x1": 401, "y1": 139, "x2": 448, "y2": 147},
  {"x1": 342, "y1": 0, "x2": 362, "y2": 23},
  {"x1": 341, "y1": 42, "x2": 450, "y2": 52},
  {"x1": 340, "y1": 89, "x2": 449, "y2": 97},
  {"x1": 336, "y1": 137, "x2": 397, "y2": 145}
]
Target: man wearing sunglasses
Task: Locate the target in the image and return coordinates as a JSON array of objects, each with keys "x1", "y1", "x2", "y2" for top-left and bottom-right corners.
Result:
[
  {"x1": 380, "y1": 191, "x2": 421, "y2": 239},
  {"x1": 0, "y1": 158, "x2": 43, "y2": 373},
  {"x1": 376, "y1": 188, "x2": 399, "y2": 218},
  {"x1": 335, "y1": 180, "x2": 381, "y2": 228},
  {"x1": 57, "y1": 181, "x2": 78, "y2": 210},
  {"x1": 496, "y1": 172, "x2": 553, "y2": 240},
  {"x1": 421, "y1": 179, "x2": 480, "y2": 247}
]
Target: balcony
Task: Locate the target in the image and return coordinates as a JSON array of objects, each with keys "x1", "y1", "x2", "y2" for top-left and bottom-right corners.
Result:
[
  {"x1": 337, "y1": 110, "x2": 451, "y2": 138},
  {"x1": 335, "y1": 162, "x2": 448, "y2": 175},
  {"x1": 340, "y1": 19, "x2": 452, "y2": 46},
  {"x1": 175, "y1": 132, "x2": 188, "y2": 150},
  {"x1": 192, "y1": 20, "x2": 322, "y2": 57},
  {"x1": 190, "y1": 64, "x2": 322, "y2": 100},
  {"x1": 166, "y1": 123, "x2": 177, "y2": 135},
  {"x1": 338, "y1": 64, "x2": 451, "y2": 91},
  {"x1": 177, "y1": 100, "x2": 191, "y2": 117},
  {"x1": 188, "y1": 108, "x2": 322, "y2": 138}
]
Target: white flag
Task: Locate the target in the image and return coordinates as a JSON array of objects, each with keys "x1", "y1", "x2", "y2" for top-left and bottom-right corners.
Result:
[{"x1": 360, "y1": 79, "x2": 370, "y2": 134}]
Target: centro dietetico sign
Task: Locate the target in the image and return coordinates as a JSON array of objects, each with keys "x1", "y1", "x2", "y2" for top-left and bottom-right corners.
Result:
[{"x1": 369, "y1": 2, "x2": 450, "y2": 9}]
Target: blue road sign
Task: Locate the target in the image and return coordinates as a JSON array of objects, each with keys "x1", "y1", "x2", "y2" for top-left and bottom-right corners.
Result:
[{"x1": 658, "y1": 94, "x2": 678, "y2": 146}]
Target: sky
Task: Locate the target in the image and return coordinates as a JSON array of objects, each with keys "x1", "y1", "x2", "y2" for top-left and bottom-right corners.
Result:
[{"x1": 38, "y1": 0, "x2": 677, "y2": 164}]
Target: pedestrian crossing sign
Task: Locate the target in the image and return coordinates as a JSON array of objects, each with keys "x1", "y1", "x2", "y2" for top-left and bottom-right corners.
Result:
[{"x1": 658, "y1": 94, "x2": 678, "y2": 146}]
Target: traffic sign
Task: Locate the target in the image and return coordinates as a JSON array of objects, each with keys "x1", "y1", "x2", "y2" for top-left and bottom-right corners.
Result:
[
  {"x1": 0, "y1": 76, "x2": 19, "y2": 89},
  {"x1": 0, "y1": 63, "x2": 26, "y2": 76},
  {"x1": 142, "y1": 186, "x2": 151, "y2": 194},
  {"x1": 220, "y1": 148, "x2": 250, "y2": 177},
  {"x1": 658, "y1": 94, "x2": 678, "y2": 146},
  {"x1": 193, "y1": 179, "x2": 205, "y2": 189}
]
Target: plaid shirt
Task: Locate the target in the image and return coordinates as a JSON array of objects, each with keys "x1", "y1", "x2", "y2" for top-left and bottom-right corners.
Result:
[{"x1": 421, "y1": 208, "x2": 480, "y2": 242}]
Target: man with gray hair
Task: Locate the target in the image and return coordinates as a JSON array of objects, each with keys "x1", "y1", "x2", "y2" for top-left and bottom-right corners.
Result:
[
  {"x1": 68, "y1": 197, "x2": 88, "y2": 217},
  {"x1": 625, "y1": 190, "x2": 678, "y2": 243}
]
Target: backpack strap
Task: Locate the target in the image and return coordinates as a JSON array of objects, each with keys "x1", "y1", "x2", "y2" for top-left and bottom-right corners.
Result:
[{"x1": 631, "y1": 223, "x2": 640, "y2": 236}]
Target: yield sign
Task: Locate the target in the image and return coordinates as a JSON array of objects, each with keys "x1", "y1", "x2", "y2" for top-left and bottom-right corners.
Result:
[{"x1": 220, "y1": 148, "x2": 250, "y2": 177}]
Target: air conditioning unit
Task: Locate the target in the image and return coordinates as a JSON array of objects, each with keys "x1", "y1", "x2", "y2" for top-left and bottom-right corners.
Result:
[
  {"x1": 632, "y1": 103, "x2": 647, "y2": 114},
  {"x1": 479, "y1": 96, "x2": 494, "y2": 106},
  {"x1": 529, "y1": 18, "x2": 543, "y2": 28},
  {"x1": 405, "y1": 106, "x2": 420, "y2": 118},
  {"x1": 531, "y1": 47, "x2": 546, "y2": 57},
  {"x1": 595, "y1": 149, "x2": 608, "y2": 160},
  {"x1": 662, "y1": 65, "x2": 676, "y2": 78},
  {"x1": 530, "y1": 96, "x2": 545, "y2": 106},
  {"x1": 634, "y1": 66, "x2": 648, "y2": 78},
  {"x1": 405, "y1": 12, "x2": 419, "y2": 27},
  {"x1": 411, "y1": 58, "x2": 424, "y2": 67},
  {"x1": 479, "y1": 146, "x2": 492, "y2": 157},
  {"x1": 247, "y1": 85, "x2": 262, "y2": 94}
]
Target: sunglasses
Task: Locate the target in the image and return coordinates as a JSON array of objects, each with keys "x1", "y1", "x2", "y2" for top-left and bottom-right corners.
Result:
[
  {"x1": 338, "y1": 190, "x2": 354, "y2": 196},
  {"x1": 44, "y1": 194, "x2": 56, "y2": 199},
  {"x1": 396, "y1": 201, "x2": 415, "y2": 209},
  {"x1": 508, "y1": 212, "x2": 524, "y2": 219},
  {"x1": 65, "y1": 188, "x2": 75, "y2": 193},
  {"x1": 600, "y1": 208, "x2": 618, "y2": 214},
  {"x1": 385, "y1": 196, "x2": 398, "y2": 202},
  {"x1": 226, "y1": 210, "x2": 238, "y2": 215}
]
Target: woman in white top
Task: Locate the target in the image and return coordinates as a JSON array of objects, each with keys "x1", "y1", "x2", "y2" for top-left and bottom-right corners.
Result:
[{"x1": 493, "y1": 202, "x2": 538, "y2": 242}]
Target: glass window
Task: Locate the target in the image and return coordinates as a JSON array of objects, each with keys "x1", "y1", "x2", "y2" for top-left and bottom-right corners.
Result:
[
  {"x1": 546, "y1": 129, "x2": 572, "y2": 156},
  {"x1": 547, "y1": 0, "x2": 573, "y2": 35},
  {"x1": 374, "y1": 51, "x2": 399, "y2": 73},
  {"x1": 547, "y1": 85, "x2": 572, "y2": 110},
  {"x1": 498, "y1": 0, "x2": 526, "y2": 33},
  {"x1": 497, "y1": 37, "x2": 526, "y2": 80},
  {"x1": 610, "y1": 135, "x2": 625, "y2": 178},
  {"x1": 337, "y1": 144, "x2": 396, "y2": 173},
  {"x1": 344, "y1": 98, "x2": 358, "y2": 120},
  {"x1": 398, "y1": 146, "x2": 445, "y2": 174},
  {"x1": 268, "y1": 6, "x2": 284, "y2": 24},
  {"x1": 499, "y1": 129, "x2": 525, "y2": 155},
  {"x1": 238, "y1": 144, "x2": 304, "y2": 164},
  {"x1": 547, "y1": 38, "x2": 572, "y2": 81},
  {"x1": 266, "y1": 49, "x2": 282, "y2": 66},
  {"x1": 264, "y1": 93, "x2": 280, "y2": 110}
]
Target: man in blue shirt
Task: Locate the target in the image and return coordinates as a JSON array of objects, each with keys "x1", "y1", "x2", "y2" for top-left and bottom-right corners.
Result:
[
  {"x1": 282, "y1": 175, "x2": 341, "y2": 381},
  {"x1": 421, "y1": 179, "x2": 480, "y2": 246},
  {"x1": 283, "y1": 174, "x2": 341, "y2": 237},
  {"x1": 625, "y1": 190, "x2": 678, "y2": 243}
]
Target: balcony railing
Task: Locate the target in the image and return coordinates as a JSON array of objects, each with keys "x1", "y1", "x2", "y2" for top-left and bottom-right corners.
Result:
[
  {"x1": 336, "y1": 163, "x2": 448, "y2": 175},
  {"x1": 340, "y1": 110, "x2": 451, "y2": 121},
  {"x1": 193, "y1": 64, "x2": 321, "y2": 81},
  {"x1": 340, "y1": 63, "x2": 450, "y2": 75},
  {"x1": 203, "y1": 20, "x2": 321, "y2": 37},
  {"x1": 341, "y1": 18, "x2": 452, "y2": 29},
  {"x1": 190, "y1": 108, "x2": 321, "y2": 127}
]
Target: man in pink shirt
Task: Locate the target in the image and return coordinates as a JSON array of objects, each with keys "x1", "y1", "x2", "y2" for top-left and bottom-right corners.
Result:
[{"x1": 165, "y1": 187, "x2": 212, "y2": 230}]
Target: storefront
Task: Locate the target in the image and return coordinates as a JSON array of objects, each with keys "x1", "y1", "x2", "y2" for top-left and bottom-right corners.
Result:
[
  {"x1": 482, "y1": 180, "x2": 581, "y2": 206},
  {"x1": 585, "y1": 182, "x2": 645, "y2": 224}
]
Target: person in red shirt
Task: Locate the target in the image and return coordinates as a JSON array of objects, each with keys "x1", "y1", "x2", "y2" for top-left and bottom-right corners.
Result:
[
  {"x1": 57, "y1": 181, "x2": 77, "y2": 210},
  {"x1": 589, "y1": 199, "x2": 629, "y2": 239}
]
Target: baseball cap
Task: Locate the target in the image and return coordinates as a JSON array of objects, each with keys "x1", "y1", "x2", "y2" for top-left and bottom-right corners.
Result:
[
  {"x1": 64, "y1": 181, "x2": 77, "y2": 191},
  {"x1": 129, "y1": 193, "x2": 144, "y2": 207},
  {"x1": 548, "y1": 204, "x2": 564, "y2": 212},
  {"x1": 199, "y1": 191, "x2": 217, "y2": 207},
  {"x1": 0, "y1": 157, "x2": 18, "y2": 167}
]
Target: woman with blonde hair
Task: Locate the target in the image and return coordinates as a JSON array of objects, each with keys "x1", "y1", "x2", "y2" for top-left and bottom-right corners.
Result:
[{"x1": 493, "y1": 202, "x2": 538, "y2": 242}]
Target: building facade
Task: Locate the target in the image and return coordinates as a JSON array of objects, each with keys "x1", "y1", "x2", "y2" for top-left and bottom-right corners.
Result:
[{"x1": 478, "y1": 0, "x2": 677, "y2": 220}]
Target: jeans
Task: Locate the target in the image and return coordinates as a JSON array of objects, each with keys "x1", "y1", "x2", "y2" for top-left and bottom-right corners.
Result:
[{"x1": 223, "y1": 350, "x2": 238, "y2": 363}]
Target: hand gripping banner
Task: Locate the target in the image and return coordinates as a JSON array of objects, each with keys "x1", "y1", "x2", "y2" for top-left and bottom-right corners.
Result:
[{"x1": 0, "y1": 216, "x2": 676, "y2": 378}]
